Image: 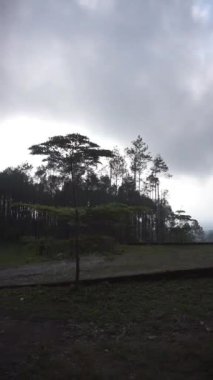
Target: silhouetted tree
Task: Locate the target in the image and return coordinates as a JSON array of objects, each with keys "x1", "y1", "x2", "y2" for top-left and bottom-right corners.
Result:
[
  {"x1": 29, "y1": 133, "x2": 112, "y2": 285},
  {"x1": 0, "y1": 134, "x2": 203, "y2": 245},
  {"x1": 109, "y1": 147, "x2": 127, "y2": 190},
  {"x1": 126, "y1": 135, "x2": 151, "y2": 192}
]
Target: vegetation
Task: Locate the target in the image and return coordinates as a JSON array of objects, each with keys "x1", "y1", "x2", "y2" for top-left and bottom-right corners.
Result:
[
  {"x1": 29, "y1": 133, "x2": 112, "y2": 284},
  {"x1": 0, "y1": 241, "x2": 46, "y2": 267},
  {"x1": 0, "y1": 133, "x2": 203, "y2": 245},
  {"x1": 0, "y1": 132, "x2": 206, "y2": 285},
  {"x1": 0, "y1": 133, "x2": 211, "y2": 378},
  {"x1": 1, "y1": 243, "x2": 212, "y2": 281}
]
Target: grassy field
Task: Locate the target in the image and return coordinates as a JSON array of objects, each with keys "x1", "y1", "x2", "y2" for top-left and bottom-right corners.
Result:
[
  {"x1": 0, "y1": 241, "x2": 48, "y2": 267},
  {"x1": 0, "y1": 241, "x2": 213, "y2": 270},
  {"x1": 0, "y1": 277, "x2": 213, "y2": 379},
  {"x1": 0, "y1": 239, "x2": 114, "y2": 268},
  {"x1": 116, "y1": 244, "x2": 213, "y2": 273}
]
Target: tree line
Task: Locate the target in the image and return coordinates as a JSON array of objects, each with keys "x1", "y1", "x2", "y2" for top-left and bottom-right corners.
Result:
[{"x1": 0, "y1": 133, "x2": 204, "y2": 244}]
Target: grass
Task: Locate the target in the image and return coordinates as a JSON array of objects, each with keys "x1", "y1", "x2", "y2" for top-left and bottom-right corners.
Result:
[
  {"x1": 1, "y1": 277, "x2": 213, "y2": 322},
  {"x1": 0, "y1": 241, "x2": 213, "y2": 276},
  {"x1": 113, "y1": 244, "x2": 213, "y2": 273},
  {"x1": 0, "y1": 277, "x2": 213, "y2": 379},
  {"x1": 0, "y1": 241, "x2": 48, "y2": 267},
  {"x1": 0, "y1": 237, "x2": 116, "y2": 268}
]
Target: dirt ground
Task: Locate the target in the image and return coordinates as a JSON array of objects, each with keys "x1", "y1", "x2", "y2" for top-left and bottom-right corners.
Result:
[
  {"x1": 0, "y1": 277, "x2": 212, "y2": 379},
  {"x1": 0, "y1": 319, "x2": 212, "y2": 380}
]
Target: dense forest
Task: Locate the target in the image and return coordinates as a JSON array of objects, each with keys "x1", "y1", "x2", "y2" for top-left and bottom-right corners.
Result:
[{"x1": 0, "y1": 133, "x2": 204, "y2": 244}]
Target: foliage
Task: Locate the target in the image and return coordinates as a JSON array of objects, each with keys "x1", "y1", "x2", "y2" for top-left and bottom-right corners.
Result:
[
  {"x1": 125, "y1": 135, "x2": 151, "y2": 191},
  {"x1": 22, "y1": 235, "x2": 116, "y2": 257},
  {"x1": 0, "y1": 133, "x2": 203, "y2": 244},
  {"x1": 29, "y1": 133, "x2": 112, "y2": 182},
  {"x1": 109, "y1": 147, "x2": 126, "y2": 189}
]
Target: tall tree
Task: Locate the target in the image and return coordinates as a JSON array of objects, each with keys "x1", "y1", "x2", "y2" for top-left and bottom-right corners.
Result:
[
  {"x1": 0, "y1": 163, "x2": 33, "y2": 202},
  {"x1": 109, "y1": 147, "x2": 126, "y2": 190},
  {"x1": 150, "y1": 154, "x2": 169, "y2": 201},
  {"x1": 126, "y1": 135, "x2": 151, "y2": 192},
  {"x1": 29, "y1": 133, "x2": 112, "y2": 285}
]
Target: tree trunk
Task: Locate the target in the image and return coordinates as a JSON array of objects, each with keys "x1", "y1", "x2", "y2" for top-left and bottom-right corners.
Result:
[
  {"x1": 109, "y1": 164, "x2": 112, "y2": 187},
  {"x1": 134, "y1": 170, "x2": 137, "y2": 190},
  {"x1": 138, "y1": 172, "x2": 141, "y2": 193},
  {"x1": 72, "y1": 176, "x2": 80, "y2": 288},
  {"x1": 74, "y1": 206, "x2": 80, "y2": 285}
]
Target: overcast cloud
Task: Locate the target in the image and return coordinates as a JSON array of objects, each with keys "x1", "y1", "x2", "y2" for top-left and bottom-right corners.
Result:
[{"x1": 1, "y1": 0, "x2": 213, "y2": 226}]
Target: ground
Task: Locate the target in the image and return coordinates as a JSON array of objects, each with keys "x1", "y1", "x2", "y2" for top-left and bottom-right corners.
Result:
[
  {"x1": 0, "y1": 277, "x2": 213, "y2": 379},
  {"x1": 0, "y1": 243, "x2": 213, "y2": 286},
  {"x1": 0, "y1": 244, "x2": 213, "y2": 378}
]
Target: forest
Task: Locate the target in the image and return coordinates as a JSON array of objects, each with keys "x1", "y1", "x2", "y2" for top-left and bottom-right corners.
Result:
[{"x1": 0, "y1": 133, "x2": 204, "y2": 245}]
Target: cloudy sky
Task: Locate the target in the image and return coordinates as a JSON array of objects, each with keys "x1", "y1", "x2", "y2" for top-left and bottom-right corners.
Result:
[{"x1": 1, "y1": 0, "x2": 213, "y2": 228}]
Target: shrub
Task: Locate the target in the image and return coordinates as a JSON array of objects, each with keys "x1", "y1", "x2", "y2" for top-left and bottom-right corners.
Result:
[{"x1": 21, "y1": 235, "x2": 116, "y2": 258}]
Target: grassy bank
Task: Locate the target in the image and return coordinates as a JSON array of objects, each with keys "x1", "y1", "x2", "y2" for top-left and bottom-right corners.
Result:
[
  {"x1": 0, "y1": 236, "x2": 116, "y2": 268},
  {"x1": 0, "y1": 241, "x2": 46, "y2": 267},
  {"x1": 1, "y1": 241, "x2": 213, "y2": 269}
]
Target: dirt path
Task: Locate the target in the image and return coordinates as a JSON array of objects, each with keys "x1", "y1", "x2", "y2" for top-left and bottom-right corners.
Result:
[
  {"x1": 0, "y1": 256, "x2": 106, "y2": 286},
  {"x1": 0, "y1": 249, "x2": 213, "y2": 287}
]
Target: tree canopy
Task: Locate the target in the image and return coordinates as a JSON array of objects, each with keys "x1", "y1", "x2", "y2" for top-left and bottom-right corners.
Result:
[
  {"x1": 29, "y1": 133, "x2": 112, "y2": 182},
  {"x1": 0, "y1": 132, "x2": 204, "y2": 244}
]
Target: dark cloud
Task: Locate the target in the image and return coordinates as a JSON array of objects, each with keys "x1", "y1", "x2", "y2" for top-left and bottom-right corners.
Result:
[{"x1": 1, "y1": 0, "x2": 213, "y2": 174}]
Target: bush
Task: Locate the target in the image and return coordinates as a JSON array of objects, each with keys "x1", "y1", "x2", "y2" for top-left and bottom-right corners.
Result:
[
  {"x1": 21, "y1": 235, "x2": 116, "y2": 258},
  {"x1": 78, "y1": 235, "x2": 116, "y2": 254}
]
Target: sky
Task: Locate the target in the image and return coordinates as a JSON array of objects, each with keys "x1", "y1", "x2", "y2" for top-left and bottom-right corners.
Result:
[{"x1": 1, "y1": 0, "x2": 213, "y2": 228}]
